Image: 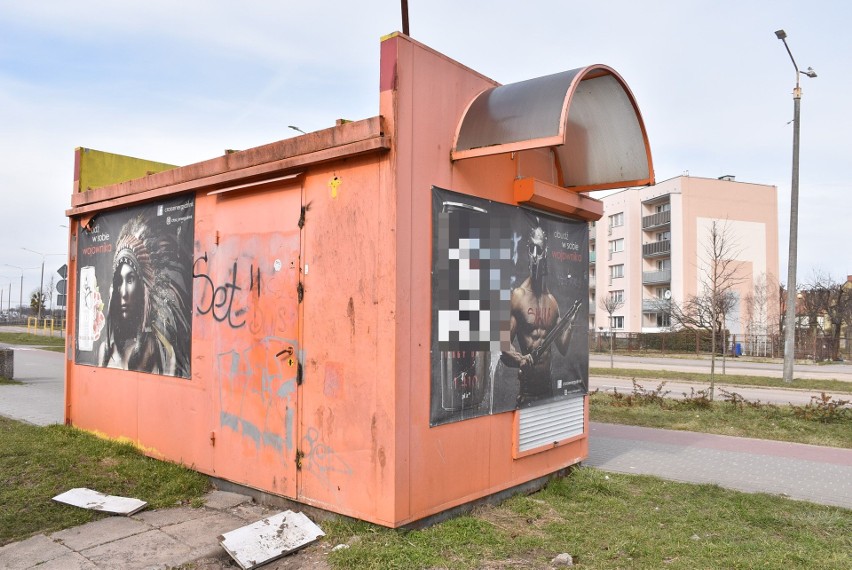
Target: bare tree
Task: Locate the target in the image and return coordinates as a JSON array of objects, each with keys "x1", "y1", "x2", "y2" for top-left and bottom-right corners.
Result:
[
  {"x1": 802, "y1": 271, "x2": 851, "y2": 361},
  {"x1": 744, "y1": 272, "x2": 771, "y2": 357},
  {"x1": 599, "y1": 292, "x2": 625, "y2": 368},
  {"x1": 669, "y1": 220, "x2": 744, "y2": 399}
]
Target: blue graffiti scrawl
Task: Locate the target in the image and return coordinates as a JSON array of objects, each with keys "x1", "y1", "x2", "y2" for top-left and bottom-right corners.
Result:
[
  {"x1": 301, "y1": 427, "x2": 352, "y2": 487},
  {"x1": 216, "y1": 335, "x2": 299, "y2": 460}
]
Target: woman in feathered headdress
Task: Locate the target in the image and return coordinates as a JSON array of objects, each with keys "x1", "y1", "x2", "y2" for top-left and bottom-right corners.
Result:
[{"x1": 98, "y1": 213, "x2": 190, "y2": 377}]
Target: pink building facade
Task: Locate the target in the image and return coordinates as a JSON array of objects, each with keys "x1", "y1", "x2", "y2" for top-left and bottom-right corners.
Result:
[{"x1": 590, "y1": 175, "x2": 779, "y2": 336}]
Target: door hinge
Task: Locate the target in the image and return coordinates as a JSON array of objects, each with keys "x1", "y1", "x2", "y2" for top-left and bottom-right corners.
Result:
[
  {"x1": 295, "y1": 449, "x2": 304, "y2": 470},
  {"x1": 297, "y1": 281, "x2": 304, "y2": 303},
  {"x1": 296, "y1": 361, "x2": 303, "y2": 385}
]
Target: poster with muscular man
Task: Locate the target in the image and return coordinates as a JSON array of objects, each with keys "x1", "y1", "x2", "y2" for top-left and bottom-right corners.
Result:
[{"x1": 430, "y1": 187, "x2": 588, "y2": 426}]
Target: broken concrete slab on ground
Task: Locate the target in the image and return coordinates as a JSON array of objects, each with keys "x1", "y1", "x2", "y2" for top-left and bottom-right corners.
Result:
[
  {"x1": 219, "y1": 510, "x2": 325, "y2": 570},
  {"x1": 52, "y1": 487, "x2": 148, "y2": 515}
]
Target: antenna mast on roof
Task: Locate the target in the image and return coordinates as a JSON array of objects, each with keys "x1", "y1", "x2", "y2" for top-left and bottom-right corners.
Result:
[{"x1": 401, "y1": 0, "x2": 410, "y2": 35}]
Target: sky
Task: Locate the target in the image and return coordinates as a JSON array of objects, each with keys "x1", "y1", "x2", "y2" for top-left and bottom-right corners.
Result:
[{"x1": 1, "y1": 0, "x2": 850, "y2": 309}]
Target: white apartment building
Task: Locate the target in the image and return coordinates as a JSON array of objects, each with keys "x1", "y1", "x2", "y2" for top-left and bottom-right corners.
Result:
[{"x1": 589, "y1": 175, "x2": 780, "y2": 334}]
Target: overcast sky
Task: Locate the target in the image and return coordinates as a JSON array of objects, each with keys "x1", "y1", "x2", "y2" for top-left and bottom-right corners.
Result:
[{"x1": 1, "y1": 0, "x2": 849, "y2": 306}]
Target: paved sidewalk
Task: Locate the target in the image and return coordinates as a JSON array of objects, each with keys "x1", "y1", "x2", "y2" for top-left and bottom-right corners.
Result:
[
  {"x1": 0, "y1": 490, "x2": 248, "y2": 569},
  {"x1": 586, "y1": 421, "x2": 852, "y2": 510},
  {"x1": 0, "y1": 490, "x2": 330, "y2": 570},
  {"x1": 0, "y1": 346, "x2": 65, "y2": 426}
]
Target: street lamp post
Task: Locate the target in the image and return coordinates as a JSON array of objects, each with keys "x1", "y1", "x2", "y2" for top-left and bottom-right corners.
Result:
[
  {"x1": 21, "y1": 248, "x2": 64, "y2": 323},
  {"x1": 775, "y1": 29, "x2": 817, "y2": 383},
  {"x1": 4, "y1": 264, "x2": 37, "y2": 316}
]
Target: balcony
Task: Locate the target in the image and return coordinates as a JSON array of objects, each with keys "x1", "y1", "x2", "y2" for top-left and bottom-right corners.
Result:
[
  {"x1": 642, "y1": 270, "x2": 671, "y2": 284},
  {"x1": 589, "y1": 251, "x2": 596, "y2": 263},
  {"x1": 642, "y1": 298, "x2": 671, "y2": 313},
  {"x1": 642, "y1": 239, "x2": 671, "y2": 257},
  {"x1": 642, "y1": 210, "x2": 671, "y2": 230}
]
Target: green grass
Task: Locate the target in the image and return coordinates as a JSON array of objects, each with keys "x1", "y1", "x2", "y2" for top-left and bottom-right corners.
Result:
[
  {"x1": 0, "y1": 331, "x2": 66, "y2": 352},
  {"x1": 589, "y1": 391, "x2": 852, "y2": 448},
  {"x1": 323, "y1": 468, "x2": 850, "y2": 569},
  {"x1": 3, "y1": 411, "x2": 850, "y2": 569},
  {"x1": 0, "y1": 416, "x2": 210, "y2": 546},
  {"x1": 591, "y1": 366, "x2": 852, "y2": 394}
]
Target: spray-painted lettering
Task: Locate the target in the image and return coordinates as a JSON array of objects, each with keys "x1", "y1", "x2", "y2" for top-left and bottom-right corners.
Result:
[{"x1": 194, "y1": 253, "x2": 263, "y2": 328}]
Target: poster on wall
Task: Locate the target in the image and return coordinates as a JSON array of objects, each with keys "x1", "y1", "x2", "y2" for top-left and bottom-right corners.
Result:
[
  {"x1": 431, "y1": 187, "x2": 588, "y2": 426},
  {"x1": 75, "y1": 196, "x2": 195, "y2": 378}
]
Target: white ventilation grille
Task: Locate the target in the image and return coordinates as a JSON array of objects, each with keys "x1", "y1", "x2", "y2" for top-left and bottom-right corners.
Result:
[{"x1": 518, "y1": 396, "x2": 585, "y2": 453}]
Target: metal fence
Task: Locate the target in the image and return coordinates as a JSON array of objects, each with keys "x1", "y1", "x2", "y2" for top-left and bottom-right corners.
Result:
[{"x1": 590, "y1": 329, "x2": 851, "y2": 362}]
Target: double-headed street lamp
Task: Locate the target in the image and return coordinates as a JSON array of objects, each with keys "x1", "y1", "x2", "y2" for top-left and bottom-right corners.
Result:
[
  {"x1": 21, "y1": 248, "x2": 64, "y2": 322},
  {"x1": 775, "y1": 29, "x2": 817, "y2": 383}
]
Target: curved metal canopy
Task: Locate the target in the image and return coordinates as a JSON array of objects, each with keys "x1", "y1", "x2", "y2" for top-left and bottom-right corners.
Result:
[{"x1": 452, "y1": 65, "x2": 654, "y2": 192}]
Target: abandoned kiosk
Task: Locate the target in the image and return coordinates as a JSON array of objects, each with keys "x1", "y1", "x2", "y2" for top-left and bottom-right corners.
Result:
[{"x1": 64, "y1": 33, "x2": 654, "y2": 527}]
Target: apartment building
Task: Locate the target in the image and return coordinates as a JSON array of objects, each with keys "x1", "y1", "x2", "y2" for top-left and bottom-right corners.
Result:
[{"x1": 589, "y1": 175, "x2": 779, "y2": 334}]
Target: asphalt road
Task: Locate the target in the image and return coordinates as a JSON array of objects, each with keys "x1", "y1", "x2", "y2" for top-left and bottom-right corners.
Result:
[{"x1": 590, "y1": 352, "x2": 852, "y2": 382}]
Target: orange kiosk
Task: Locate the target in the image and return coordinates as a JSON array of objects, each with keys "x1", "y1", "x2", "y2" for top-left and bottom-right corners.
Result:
[{"x1": 65, "y1": 33, "x2": 653, "y2": 527}]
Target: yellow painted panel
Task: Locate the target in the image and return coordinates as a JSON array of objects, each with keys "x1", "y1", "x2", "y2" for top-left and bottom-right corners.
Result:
[{"x1": 76, "y1": 147, "x2": 177, "y2": 192}]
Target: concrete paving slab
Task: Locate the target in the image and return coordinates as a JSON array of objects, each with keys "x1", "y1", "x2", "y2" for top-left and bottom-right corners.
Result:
[
  {"x1": 51, "y1": 515, "x2": 150, "y2": 551},
  {"x1": 134, "y1": 506, "x2": 215, "y2": 528},
  {"x1": 162, "y1": 511, "x2": 248, "y2": 551},
  {"x1": 204, "y1": 490, "x2": 252, "y2": 510},
  {"x1": 0, "y1": 534, "x2": 72, "y2": 569},
  {"x1": 80, "y1": 529, "x2": 193, "y2": 570},
  {"x1": 35, "y1": 551, "x2": 99, "y2": 570},
  {"x1": 230, "y1": 502, "x2": 276, "y2": 522}
]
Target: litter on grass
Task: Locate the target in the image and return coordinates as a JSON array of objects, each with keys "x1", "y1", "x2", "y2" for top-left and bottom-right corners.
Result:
[
  {"x1": 52, "y1": 488, "x2": 148, "y2": 516},
  {"x1": 219, "y1": 510, "x2": 324, "y2": 570}
]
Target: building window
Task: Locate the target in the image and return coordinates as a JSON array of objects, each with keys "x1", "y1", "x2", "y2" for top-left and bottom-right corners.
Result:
[
  {"x1": 657, "y1": 313, "x2": 671, "y2": 327},
  {"x1": 609, "y1": 238, "x2": 624, "y2": 253},
  {"x1": 610, "y1": 264, "x2": 624, "y2": 279},
  {"x1": 611, "y1": 290, "x2": 624, "y2": 303},
  {"x1": 611, "y1": 316, "x2": 624, "y2": 329},
  {"x1": 656, "y1": 287, "x2": 669, "y2": 299},
  {"x1": 657, "y1": 259, "x2": 671, "y2": 271},
  {"x1": 656, "y1": 231, "x2": 670, "y2": 242},
  {"x1": 655, "y1": 203, "x2": 671, "y2": 213},
  {"x1": 609, "y1": 212, "x2": 624, "y2": 228}
]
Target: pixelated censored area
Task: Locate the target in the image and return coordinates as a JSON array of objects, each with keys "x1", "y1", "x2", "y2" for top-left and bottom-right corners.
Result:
[
  {"x1": 435, "y1": 203, "x2": 513, "y2": 353},
  {"x1": 430, "y1": 187, "x2": 589, "y2": 426}
]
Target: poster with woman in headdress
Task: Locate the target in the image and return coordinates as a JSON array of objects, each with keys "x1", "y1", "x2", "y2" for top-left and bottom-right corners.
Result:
[{"x1": 75, "y1": 196, "x2": 194, "y2": 378}]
